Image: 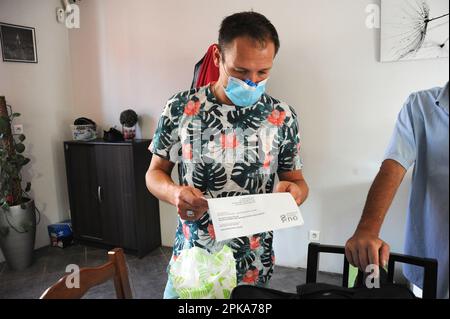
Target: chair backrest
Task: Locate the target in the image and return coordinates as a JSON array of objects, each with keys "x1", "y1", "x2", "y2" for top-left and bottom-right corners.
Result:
[
  {"x1": 40, "y1": 248, "x2": 132, "y2": 299},
  {"x1": 306, "y1": 243, "x2": 438, "y2": 299}
]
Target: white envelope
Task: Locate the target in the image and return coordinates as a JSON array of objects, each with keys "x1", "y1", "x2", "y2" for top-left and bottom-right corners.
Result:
[{"x1": 207, "y1": 193, "x2": 304, "y2": 242}]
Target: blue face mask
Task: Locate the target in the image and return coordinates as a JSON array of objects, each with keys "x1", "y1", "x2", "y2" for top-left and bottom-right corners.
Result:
[
  {"x1": 219, "y1": 60, "x2": 269, "y2": 107},
  {"x1": 223, "y1": 76, "x2": 268, "y2": 107}
]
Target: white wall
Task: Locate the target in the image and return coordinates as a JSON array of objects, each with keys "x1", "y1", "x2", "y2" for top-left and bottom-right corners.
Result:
[
  {"x1": 0, "y1": 0, "x2": 74, "y2": 262},
  {"x1": 269, "y1": 0, "x2": 448, "y2": 272}
]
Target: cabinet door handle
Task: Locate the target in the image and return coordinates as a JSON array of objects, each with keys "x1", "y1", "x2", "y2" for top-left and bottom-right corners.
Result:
[{"x1": 97, "y1": 186, "x2": 103, "y2": 203}]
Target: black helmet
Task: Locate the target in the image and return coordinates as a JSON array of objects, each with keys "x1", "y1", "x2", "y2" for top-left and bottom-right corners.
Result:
[{"x1": 74, "y1": 117, "x2": 96, "y2": 129}]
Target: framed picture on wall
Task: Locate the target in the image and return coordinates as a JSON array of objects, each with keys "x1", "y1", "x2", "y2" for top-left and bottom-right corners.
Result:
[
  {"x1": 0, "y1": 22, "x2": 38, "y2": 63},
  {"x1": 380, "y1": 0, "x2": 449, "y2": 62}
]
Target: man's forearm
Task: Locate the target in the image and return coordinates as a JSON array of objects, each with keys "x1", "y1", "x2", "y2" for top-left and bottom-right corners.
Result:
[
  {"x1": 356, "y1": 160, "x2": 406, "y2": 235},
  {"x1": 146, "y1": 169, "x2": 179, "y2": 206}
]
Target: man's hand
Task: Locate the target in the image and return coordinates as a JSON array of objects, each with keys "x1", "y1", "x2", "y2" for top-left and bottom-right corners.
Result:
[
  {"x1": 146, "y1": 156, "x2": 209, "y2": 221},
  {"x1": 173, "y1": 186, "x2": 209, "y2": 221},
  {"x1": 275, "y1": 181, "x2": 303, "y2": 206},
  {"x1": 344, "y1": 160, "x2": 405, "y2": 272},
  {"x1": 345, "y1": 229, "x2": 390, "y2": 272}
]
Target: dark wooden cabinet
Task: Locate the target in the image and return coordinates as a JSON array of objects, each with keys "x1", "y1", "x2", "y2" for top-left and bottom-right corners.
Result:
[{"x1": 64, "y1": 139, "x2": 161, "y2": 257}]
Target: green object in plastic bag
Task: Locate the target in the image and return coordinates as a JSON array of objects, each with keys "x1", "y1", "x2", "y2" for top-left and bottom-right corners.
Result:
[{"x1": 169, "y1": 245, "x2": 237, "y2": 299}]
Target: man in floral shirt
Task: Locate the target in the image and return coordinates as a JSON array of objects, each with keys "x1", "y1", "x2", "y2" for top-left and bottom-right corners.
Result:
[{"x1": 146, "y1": 11, "x2": 309, "y2": 298}]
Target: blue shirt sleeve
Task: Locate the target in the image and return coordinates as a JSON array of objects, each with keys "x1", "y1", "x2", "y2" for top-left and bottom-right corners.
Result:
[{"x1": 383, "y1": 94, "x2": 417, "y2": 170}]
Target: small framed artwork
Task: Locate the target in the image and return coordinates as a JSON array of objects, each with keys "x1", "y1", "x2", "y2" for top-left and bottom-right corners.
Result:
[{"x1": 0, "y1": 22, "x2": 38, "y2": 63}]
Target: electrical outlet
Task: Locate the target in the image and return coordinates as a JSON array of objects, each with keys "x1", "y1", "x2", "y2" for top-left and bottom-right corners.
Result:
[
  {"x1": 13, "y1": 124, "x2": 23, "y2": 135},
  {"x1": 309, "y1": 230, "x2": 320, "y2": 242}
]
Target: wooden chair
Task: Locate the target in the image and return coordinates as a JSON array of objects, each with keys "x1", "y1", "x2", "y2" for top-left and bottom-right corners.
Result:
[{"x1": 40, "y1": 248, "x2": 132, "y2": 299}]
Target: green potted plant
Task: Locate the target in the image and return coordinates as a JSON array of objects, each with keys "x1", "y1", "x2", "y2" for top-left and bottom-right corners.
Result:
[
  {"x1": 119, "y1": 109, "x2": 138, "y2": 140},
  {"x1": 0, "y1": 96, "x2": 39, "y2": 270}
]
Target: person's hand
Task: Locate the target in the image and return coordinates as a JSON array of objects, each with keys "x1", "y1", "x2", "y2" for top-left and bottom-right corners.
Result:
[
  {"x1": 345, "y1": 229, "x2": 390, "y2": 272},
  {"x1": 173, "y1": 186, "x2": 208, "y2": 221},
  {"x1": 274, "y1": 181, "x2": 303, "y2": 205}
]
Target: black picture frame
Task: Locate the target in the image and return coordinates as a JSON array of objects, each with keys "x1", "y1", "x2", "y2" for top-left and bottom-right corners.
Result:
[{"x1": 0, "y1": 22, "x2": 38, "y2": 63}]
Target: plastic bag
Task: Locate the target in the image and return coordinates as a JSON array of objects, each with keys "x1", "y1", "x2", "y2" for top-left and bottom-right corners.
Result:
[{"x1": 169, "y1": 245, "x2": 237, "y2": 299}]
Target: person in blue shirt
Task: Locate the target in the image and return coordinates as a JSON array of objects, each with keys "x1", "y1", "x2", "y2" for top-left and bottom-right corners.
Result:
[{"x1": 345, "y1": 83, "x2": 449, "y2": 299}]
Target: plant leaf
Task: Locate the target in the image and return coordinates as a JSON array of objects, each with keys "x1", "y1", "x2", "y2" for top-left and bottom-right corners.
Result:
[
  {"x1": 18, "y1": 134, "x2": 25, "y2": 142},
  {"x1": 15, "y1": 143, "x2": 25, "y2": 153},
  {"x1": 21, "y1": 157, "x2": 31, "y2": 166},
  {"x1": 25, "y1": 182, "x2": 31, "y2": 192},
  {"x1": 0, "y1": 116, "x2": 9, "y2": 133}
]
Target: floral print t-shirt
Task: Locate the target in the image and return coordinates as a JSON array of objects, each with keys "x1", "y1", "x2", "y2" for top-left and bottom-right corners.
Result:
[{"x1": 149, "y1": 84, "x2": 303, "y2": 286}]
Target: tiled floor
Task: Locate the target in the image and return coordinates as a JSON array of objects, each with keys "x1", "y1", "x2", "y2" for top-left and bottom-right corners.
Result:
[{"x1": 0, "y1": 244, "x2": 342, "y2": 299}]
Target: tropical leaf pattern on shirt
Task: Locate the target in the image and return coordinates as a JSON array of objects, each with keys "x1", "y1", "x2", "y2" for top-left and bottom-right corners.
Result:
[
  {"x1": 228, "y1": 237, "x2": 257, "y2": 282},
  {"x1": 201, "y1": 103, "x2": 224, "y2": 132},
  {"x1": 216, "y1": 191, "x2": 249, "y2": 198},
  {"x1": 152, "y1": 115, "x2": 173, "y2": 157},
  {"x1": 149, "y1": 85, "x2": 303, "y2": 287},
  {"x1": 227, "y1": 103, "x2": 271, "y2": 131}
]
